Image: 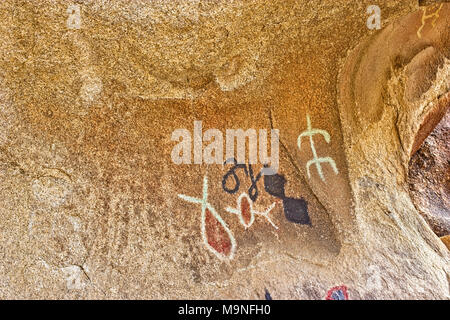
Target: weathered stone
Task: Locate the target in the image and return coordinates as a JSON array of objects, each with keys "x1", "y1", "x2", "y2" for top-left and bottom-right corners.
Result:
[
  {"x1": 0, "y1": 0, "x2": 448, "y2": 299},
  {"x1": 409, "y1": 109, "x2": 449, "y2": 237}
]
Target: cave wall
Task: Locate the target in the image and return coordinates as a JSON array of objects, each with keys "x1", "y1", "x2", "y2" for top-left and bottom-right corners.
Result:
[{"x1": 0, "y1": 0, "x2": 448, "y2": 299}]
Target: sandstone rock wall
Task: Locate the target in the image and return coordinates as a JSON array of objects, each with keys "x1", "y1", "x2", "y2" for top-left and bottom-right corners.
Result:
[{"x1": 0, "y1": 0, "x2": 448, "y2": 299}]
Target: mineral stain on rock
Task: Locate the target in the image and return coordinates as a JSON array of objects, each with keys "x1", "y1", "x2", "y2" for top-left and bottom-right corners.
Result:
[{"x1": 205, "y1": 208, "x2": 233, "y2": 259}]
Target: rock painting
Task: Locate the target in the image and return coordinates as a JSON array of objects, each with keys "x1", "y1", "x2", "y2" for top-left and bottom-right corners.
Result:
[
  {"x1": 61, "y1": 265, "x2": 87, "y2": 290},
  {"x1": 264, "y1": 173, "x2": 311, "y2": 225},
  {"x1": 179, "y1": 175, "x2": 237, "y2": 261},
  {"x1": 264, "y1": 289, "x2": 272, "y2": 300},
  {"x1": 179, "y1": 115, "x2": 342, "y2": 259},
  {"x1": 417, "y1": 3, "x2": 443, "y2": 38},
  {"x1": 223, "y1": 159, "x2": 311, "y2": 225},
  {"x1": 222, "y1": 158, "x2": 263, "y2": 202},
  {"x1": 325, "y1": 286, "x2": 349, "y2": 300},
  {"x1": 178, "y1": 172, "x2": 277, "y2": 260},
  {"x1": 297, "y1": 115, "x2": 338, "y2": 182},
  {"x1": 225, "y1": 193, "x2": 278, "y2": 230},
  {"x1": 366, "y1": 265, "x2": 383, "y2": 291}
]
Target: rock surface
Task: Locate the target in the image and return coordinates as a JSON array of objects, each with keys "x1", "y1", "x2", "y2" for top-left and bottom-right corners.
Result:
[
  {"x1": 409, "y1": 108, "x2": 449, "y2": 237},
  {"x1": 442, "y1": 236, "x2": 450, "y2": 250},
  {"x1": 0, "y1": 0, "x2": 448, "y2": 299}
]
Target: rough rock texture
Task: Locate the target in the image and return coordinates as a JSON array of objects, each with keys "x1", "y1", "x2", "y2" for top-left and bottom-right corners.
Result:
[
  {"x1": 442, "y1": 236, "x2": 450, "y2": 250},
  {"x1": 409, "y1": 108, "x2": 449, "y2": 237},
  {"x1": 0, "y1": 1, "x2": 448, "y2": 299}
]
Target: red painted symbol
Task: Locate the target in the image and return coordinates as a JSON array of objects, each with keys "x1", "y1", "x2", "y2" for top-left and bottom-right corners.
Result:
[
  {"x1": 205, "y1": 208, "x2": 233, "y2": 257},
  {"x1": 179, "y1": 175, "x2": 236, "y2": 260},
  {"x1": 326, "y1": 286, "x2": 349, "y2": 300},
  {"x1": 226, "y1": 193, "x2": 277, "y2": 230}
]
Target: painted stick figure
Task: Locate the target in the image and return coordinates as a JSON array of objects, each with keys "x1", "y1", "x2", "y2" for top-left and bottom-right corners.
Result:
[
  {"x1": 417, "y1": 4, "x2": 443, "y2": 39},
  {"x1": 297, "y1": 114, "x2": 338, "y2": 182},
  {"x1": 225, "y1": 193, "x2": 278, "y2": 230},
  {"x1": 178, "y1": 175, "x2": 237, "y2": 261}
]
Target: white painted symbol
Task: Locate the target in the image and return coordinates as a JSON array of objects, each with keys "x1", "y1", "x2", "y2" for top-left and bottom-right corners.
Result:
[
  {"x1": 366, "y1": 265, "x2": 382, "y2": 291},
  {"x1": 67, "y1": 4, "x2": 81, "y2": 30},
  {"x1": 297, "y1": 114, "x2": 338, "y2": 182},
  {"x1": 61, "y1": 265, "x2": 87, "y2": 290},
  {"x1": 31, "y1": 176, "x2": 72, "y2": 208},
  {"x1": 225, "y1": 193, "x2": 278, "y2": 230},
  {"x1": 178, "y1": 175, "x2": 237, "y2": 261},
  {"x1": 367, "y1": 5, "x2": 381, "y2": 30}
]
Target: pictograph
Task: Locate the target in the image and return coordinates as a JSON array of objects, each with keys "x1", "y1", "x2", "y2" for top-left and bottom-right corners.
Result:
[
  {"x1": 225, "y1": 193, "x2": 278, "y2": 230},
  {"x1": 178, "y1": 175, "x2": 237, "y2": 261},
  {"x1": 297, "y1": 114, "x2": 338, "y2": 182}
]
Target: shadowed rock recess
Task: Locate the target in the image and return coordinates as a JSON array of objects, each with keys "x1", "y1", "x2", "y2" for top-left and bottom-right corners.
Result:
[{"x1": 0, "y1": 0, "x2": 448, "y2": 299}]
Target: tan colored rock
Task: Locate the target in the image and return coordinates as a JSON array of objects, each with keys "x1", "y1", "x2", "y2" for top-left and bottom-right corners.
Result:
[{"x1": 0, "y1": 0, "x2": 448, "y2": 299}]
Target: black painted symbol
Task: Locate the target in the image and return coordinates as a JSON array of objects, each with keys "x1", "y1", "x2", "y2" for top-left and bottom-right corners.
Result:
[
  {"x1": 264, "y1": 288, "x2": 272, "y2": 300},
  {"x1": 283, "y1": 197, "x2": 310, "y2": 225},
  {"x1": 223, "y1": 159, "x2": 311, "y2": 225},
  {"x1": 264, "y1": 172, "x2": 311, "y2": 226},
  {"x1": 263, "y1": 172, "x2": 286, "y2": 198},
  {"x1": 222, "y1": 158, "x2": 263, "y2": 202}
]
